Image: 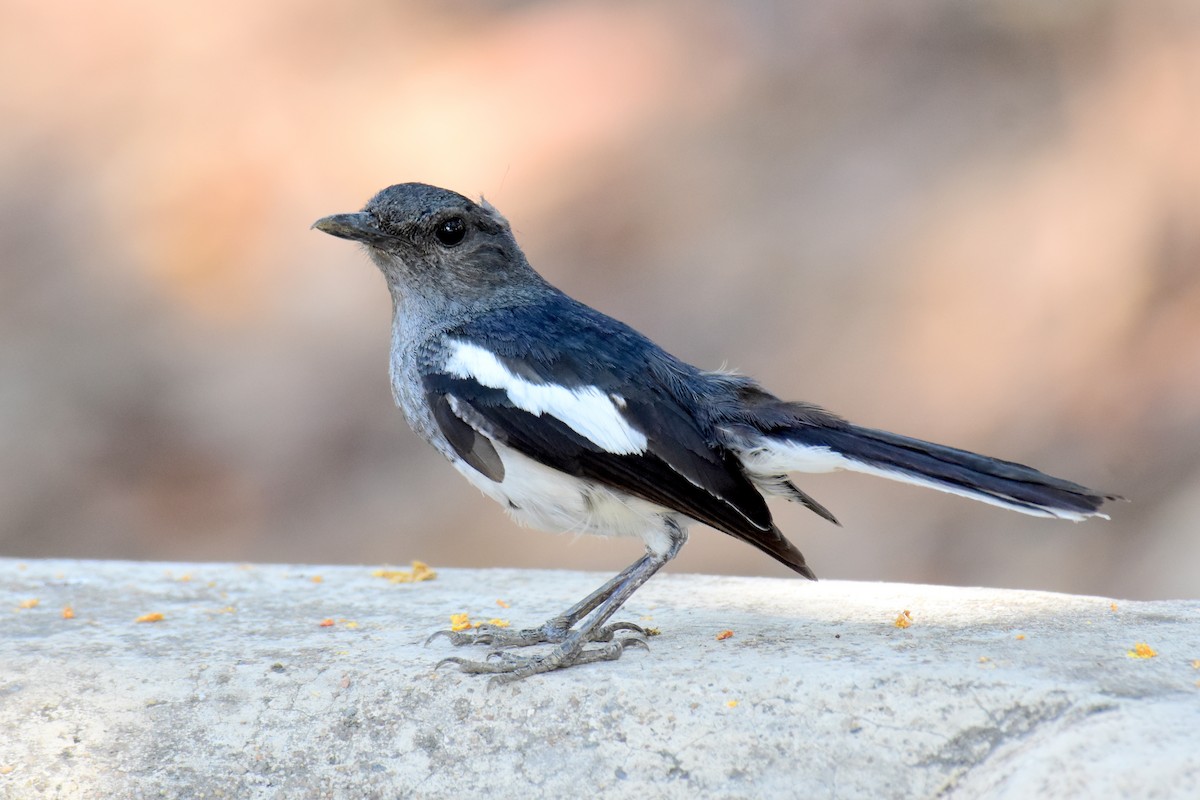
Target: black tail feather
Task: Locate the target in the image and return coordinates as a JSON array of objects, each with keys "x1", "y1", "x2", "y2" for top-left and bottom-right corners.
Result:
[{"x1": 783, "y1": 424, "x2": 1119, "y2": 519}]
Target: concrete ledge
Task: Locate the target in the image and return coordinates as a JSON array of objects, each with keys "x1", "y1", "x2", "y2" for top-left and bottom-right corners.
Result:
[{"x1": 2, "y1": 558, "x2": 1197, "y2": 799}]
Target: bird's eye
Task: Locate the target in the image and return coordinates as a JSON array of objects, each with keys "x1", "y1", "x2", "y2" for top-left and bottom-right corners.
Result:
[{"x1": 434, "y1": 217, "x2": 466, "y2": 247}]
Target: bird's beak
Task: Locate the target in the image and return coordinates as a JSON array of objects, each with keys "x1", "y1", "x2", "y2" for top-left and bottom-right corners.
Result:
[{"x1": 311, "y1": 212, "x2": 393, "y2": 246}]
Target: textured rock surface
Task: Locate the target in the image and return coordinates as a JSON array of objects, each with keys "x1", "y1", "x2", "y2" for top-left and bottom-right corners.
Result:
[{"x1": 1, "y1": 558, "x2": 1197, "y2": 799}]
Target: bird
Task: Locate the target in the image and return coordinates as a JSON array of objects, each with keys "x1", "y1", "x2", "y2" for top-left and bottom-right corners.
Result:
[{"x1": 312, "y1": 182, "x2": 1118, "y2": 683}]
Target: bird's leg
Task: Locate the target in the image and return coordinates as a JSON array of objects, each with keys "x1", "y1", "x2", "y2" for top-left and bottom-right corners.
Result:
[
  {"x1": 428, "y1": 553, "x2": 652, "y2": 648},
  {"x1": 438, "y1": 526, "x2": 686, "y2": 682}
]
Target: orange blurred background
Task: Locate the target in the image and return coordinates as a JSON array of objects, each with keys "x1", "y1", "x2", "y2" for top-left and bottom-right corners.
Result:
[{"x1": 2, "y1": 1, "x2": 1197, "y2": 599}]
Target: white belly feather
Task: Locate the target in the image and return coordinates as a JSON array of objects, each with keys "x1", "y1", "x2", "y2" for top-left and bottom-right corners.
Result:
[{"x1": 450, "y1": 442, "x2": 679, "y2": 557}]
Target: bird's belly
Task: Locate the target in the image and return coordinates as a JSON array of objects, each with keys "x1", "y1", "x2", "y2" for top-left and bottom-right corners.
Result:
[{"x1": 450, "y1": 443, "x2": 678, "y2": 555}]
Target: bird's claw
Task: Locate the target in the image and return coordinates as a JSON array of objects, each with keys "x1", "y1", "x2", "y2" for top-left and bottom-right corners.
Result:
[
  {"x1": 588, "y1": 621, "x2": 646, "y2": 642},
  {"x1": 436, "y1": 636, "x2": 648, "y2": 685},
  {"x1": 425, "y1": 624, "x2": 512, "y2": 647},
  {"x1": 427, "y1": 620, "x2": 647, "y2": 650}
]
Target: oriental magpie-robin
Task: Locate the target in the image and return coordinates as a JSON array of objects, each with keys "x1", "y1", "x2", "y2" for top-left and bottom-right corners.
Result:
[{"x1": 313, "y1": 182, "x2": 1117, "y2": 683}]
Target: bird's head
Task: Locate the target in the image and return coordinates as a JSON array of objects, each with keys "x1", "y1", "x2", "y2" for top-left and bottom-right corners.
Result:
[{"x1": 313, "y1": 182, "x2": 541, "y2": 304}]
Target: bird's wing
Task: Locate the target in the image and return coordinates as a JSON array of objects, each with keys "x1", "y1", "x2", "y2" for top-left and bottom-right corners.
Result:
[{"x1": 421, "y1": 336, "x2": 776, "y2": 542}]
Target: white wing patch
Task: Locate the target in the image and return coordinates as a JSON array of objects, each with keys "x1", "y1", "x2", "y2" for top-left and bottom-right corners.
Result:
[{"x1": 444, "y1": 340, "x2": 648, "y2": 455}]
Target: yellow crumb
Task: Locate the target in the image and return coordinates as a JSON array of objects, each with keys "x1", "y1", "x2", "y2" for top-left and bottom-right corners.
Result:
[
  {"x1": 449, "y1": 613, "x2": 471, "y2": 632},
  {"x1": 1190, "y1": 659, "x2": 1199, "y2": 670},
  {"x1": 311, "y1": 575, "x2": 323, "y2": 584},
  {"x1": 372, "y1": 560, "x2": 437, "y2": 584},
  {"x1": 371, "y1": 569, "x2": 406, "y2": 582},
  {"x1": 726, "y1": 700, "x2": 738, "y2": 708},
  {"x1": 716, "y1": 629, "x2": 734, "y2": 641},
  {"x1": 178, "y1": 573, "x2": 192, "y2": 582},
  {"x1": 1015, "y1": 634, "x2": 1026, "y2": 640},
  {"x1": 0, "y1": 765, "x2": 13, "y2": 775},
  {"x1": 1110, "y1": 602, "x2": 1118, "y2": 612},
  {"x1": 979, "y1": 656, "x2": 990, "y2": 663},
  {"x1": 17, "y1": 598, "x2": 39, "y2": 610},
  {"x1": 135, "y1": 612, "x2": 164, "y2": 623},
  {"x1": 62, "y1": 606, "x2": 75, "y2": 619},
  {"x1": 894, "y1": 610, "x2": 913, "y2": 629},
  {"x1": 496, "y1": 599, "x2": 510, "y2": 608},
  {"x1": 1127, "y1": 642, "x2": 1157, "y2": 659},
  {"x1": 343, "y1": 620, "x2": 359, "y2": 629},
  {"x1": 645, "y1": 627, "x2": 661, "y2": 637}
]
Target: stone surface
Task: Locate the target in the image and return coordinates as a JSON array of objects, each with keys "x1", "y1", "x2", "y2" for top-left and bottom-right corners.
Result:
[{"x1": 1, "y1": 558, "x2": 1197, "y2": 799}]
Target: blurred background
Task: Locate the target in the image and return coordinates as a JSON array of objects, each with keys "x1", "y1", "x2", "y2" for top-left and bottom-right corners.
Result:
[{"x1": 2, "y1": 0, "x2": 1198, "y2": 600}]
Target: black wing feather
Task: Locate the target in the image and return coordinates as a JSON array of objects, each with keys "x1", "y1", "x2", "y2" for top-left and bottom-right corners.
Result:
[
  {"x1": 422, "y1": 368, "x2": 814, "y2": 578},
  {"x1": 430, "y1": 393, "x2": 505, "y2": 482},
  {"x1": 417, "y1": 296, "x2": 815, "y2": 577},
  {"x1": 422, "y1": 369, "x2": 770, "y2": 533}
]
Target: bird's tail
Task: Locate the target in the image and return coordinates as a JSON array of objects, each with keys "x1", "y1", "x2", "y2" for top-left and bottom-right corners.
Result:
[{"x1": 734, "y1": 422, "x2": 1118, "y2": 521}]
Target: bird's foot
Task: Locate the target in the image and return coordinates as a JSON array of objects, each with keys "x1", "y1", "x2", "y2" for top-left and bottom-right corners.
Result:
[
  {"x1": 426, "y1": 619, "x2": 645, "y2": 649},
  {"x1": 436, "y1": 636, "x2": 649, "y2": 685}
]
